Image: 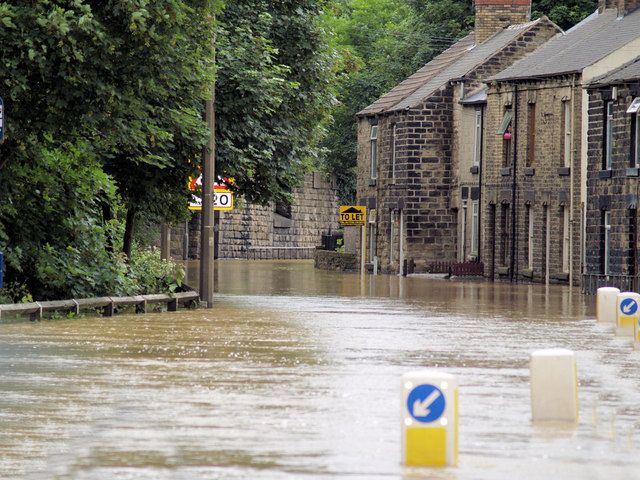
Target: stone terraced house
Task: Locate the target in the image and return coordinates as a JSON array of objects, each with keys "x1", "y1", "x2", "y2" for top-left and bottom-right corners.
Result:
[
  {"x1": 355, "y1": 0, "x2": 559, "y2": 275},
  {"x1": 584, "y1": 57, "x2": 640, "y2": 292},
  {"x1": 483, "y1": 0, "x2": 640, "y2": 286}
]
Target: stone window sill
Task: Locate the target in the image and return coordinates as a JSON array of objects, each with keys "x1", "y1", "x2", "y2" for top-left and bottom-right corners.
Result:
[
  {"x1": 557, "y1": 167, "x2": 570, "y2": 176},
  {"x1": 500, "y1": 167, "x2": 512, "y2": 177},
  {"x1": 497, "y1": 266, "x2": 510, "y2": 276},
  {"x1": 599, "y1": 169, "x2": 612, "y2": 179},
  {"x1": 470, "y1": 165, "x2": 479, "y2": 174},
  {"x1": 551, "y1": 272, "x2": 569, "y2": 281},
  {"x1": 522, "y1": 268, "x2": 534, "y2": 278},
  {"x1": 524, "y1": 167, "x2": 535, "y2": 176},
  {"x1": 368, "y1": 178, "x2": 377, "y2": 186},
  {"x1": 626, "y1": 167, "x2": 639, "y2": 177}
]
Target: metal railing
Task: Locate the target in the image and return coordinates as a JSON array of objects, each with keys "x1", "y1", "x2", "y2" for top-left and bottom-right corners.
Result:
[{"x1": 581, "y1": 274, "x2": 638, "y2": 295}]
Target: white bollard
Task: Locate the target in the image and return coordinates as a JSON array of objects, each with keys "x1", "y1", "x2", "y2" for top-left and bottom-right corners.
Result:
[
  {"x1": 401, "y1": 370, "x2": 458, "y2": 467},
  {"x1": 530, "y1": 349, "x2": 578, "y2": 423},
  {"x1": 597, "y1": 287, "x2": 619, "y2": 323},
  {"x1": 616, "y1": 292, "x2": 640, "y2": 336}
]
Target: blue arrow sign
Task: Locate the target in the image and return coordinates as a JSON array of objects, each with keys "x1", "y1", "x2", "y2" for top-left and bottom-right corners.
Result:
[
  {"x1": 407, "y1": 384, "x2": 446, "y2": 423},
  {"x1": 620, "y1": 298, "x2": 638, "y2": 315}
]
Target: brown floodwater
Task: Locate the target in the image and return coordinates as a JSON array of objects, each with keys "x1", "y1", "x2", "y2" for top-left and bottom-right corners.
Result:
[{"x1": 1, "y1": 260, "x2": 639, "y2": 479}]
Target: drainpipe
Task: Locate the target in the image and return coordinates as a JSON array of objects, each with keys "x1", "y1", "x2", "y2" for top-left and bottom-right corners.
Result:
[
  {"x1": 478, "y1": 105, "x2": 484, "y2": 262},
  {"x1": 569, "y1": 75, "x2": 576, "y2": 290},
  {"x1": 510, "y1": 83, "x2": 519, "y2": 283}
]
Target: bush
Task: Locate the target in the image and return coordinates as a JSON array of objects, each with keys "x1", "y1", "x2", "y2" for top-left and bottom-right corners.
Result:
[{"x1": 128, "y1": 245, "x2": 185, "y2": 295}]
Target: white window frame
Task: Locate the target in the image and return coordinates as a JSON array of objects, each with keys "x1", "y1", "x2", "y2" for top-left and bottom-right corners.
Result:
[
  {"x1": 473, "y1": 109, "x2": 482, "y2": 167},
  {"x1": 562, "y1": 206, "x2": 570, "y2": 273},
  {"x1": 471, "y1": 200, "x2": 479, "y2": 256},
  {"x1": 391, "y1": 124, "x2": 397, "y2": 181},
  {"x1": 370, "y1": 126, "x2": 378, "y2": 180},
  {"x1": 604, "y1": 211, "x2": 611, "y2": 276},
  {"x1": 605, "y1": 102, "x2": 614, "y2": 170},
  {"x1": 563, "y1": 101, "x2": 571, "y2": 168}
]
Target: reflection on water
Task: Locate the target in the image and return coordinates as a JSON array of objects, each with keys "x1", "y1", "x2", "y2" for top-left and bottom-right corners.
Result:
[{"x1": 1, "y1": 260, "x2": 639, "y2": 480}]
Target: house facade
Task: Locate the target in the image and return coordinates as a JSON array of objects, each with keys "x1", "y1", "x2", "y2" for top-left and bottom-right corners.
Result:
[
  {"x1": 482, "y1": 0, "x2": 640, "y2": 285},
  {"x1": 584, "y1": 58, "x2": 640, "y2": 292},
  {"x1": 356, "y1": 0, "x2": 559, "y2": 275}
]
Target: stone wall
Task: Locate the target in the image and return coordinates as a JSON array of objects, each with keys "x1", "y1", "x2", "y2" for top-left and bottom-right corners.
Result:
[
  {"x1": 474, "y1": 0, "x2": 531, "y2": 44},
  {"x1": 585, "y1": 83, "x2": 640, "y2": 284},
  {"x1": 482, "y1": 79, "x2": 582, "y2": 284},
  {"x1": 171, "y1": 172, "x2": 339, "y2": 260},
  {"x1": 314, "y1": 249, "x2": 358, "y2": 272}
]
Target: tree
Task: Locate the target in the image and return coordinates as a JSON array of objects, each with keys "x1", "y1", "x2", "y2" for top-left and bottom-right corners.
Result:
[{"x1": 216, "y1": 0, "x2": 335, "y2": 206}]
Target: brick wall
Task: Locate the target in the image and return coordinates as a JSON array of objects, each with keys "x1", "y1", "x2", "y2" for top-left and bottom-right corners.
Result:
[{"x1": 585, "y1": 83, "x2": 640, "y2": 285}]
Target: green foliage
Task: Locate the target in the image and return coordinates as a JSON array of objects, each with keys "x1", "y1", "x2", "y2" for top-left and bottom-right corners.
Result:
[
  {"x1": 216, "y1": 0, "x2": 336, "y2": 205},
  {"x1": 0, "y1": 282, "x2": 33, "y2": 304},
  {"x1": 532, "y1": 0, "x2": 596, "y2": 30},
  {"x1": 128, "y1": 245, "x2": 185, "y2": 295}
]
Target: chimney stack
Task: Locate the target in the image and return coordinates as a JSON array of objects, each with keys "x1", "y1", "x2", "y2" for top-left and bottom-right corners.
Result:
[
  {"x1": 598, "y1": 0, "x2": 640, "y2": 15},
  {"x1": 474, "y1": 0, "x2": 532, "y2": 44}
]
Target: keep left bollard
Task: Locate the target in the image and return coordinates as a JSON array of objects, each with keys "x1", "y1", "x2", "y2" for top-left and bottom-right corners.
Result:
[
  {"x1": 401, "y1": 370, "x2": 458, "y2": 467},
  {"x1": 616, "y1": 292, "x2": 640, "y2": 336}
]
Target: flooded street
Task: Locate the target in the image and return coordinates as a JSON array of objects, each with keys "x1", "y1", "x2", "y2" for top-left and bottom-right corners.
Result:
[{"x1": 1, "y1": 260, "x2": 639, "y2": 479}]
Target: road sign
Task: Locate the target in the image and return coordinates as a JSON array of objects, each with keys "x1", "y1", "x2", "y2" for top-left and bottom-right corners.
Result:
[
  {"x1": 339, "y1": 205, "x2": 366, "y2": 226},
  {"x1": 407, "y1": 384, "x2": 446, "y2": 423},
  {"x1": 0, "y1": 97, "x2": 5, "y2": 142},
  {"x1": 620, "y1": 298, "x2": 638, "y2": 315},
  {"x1": 189, "y1": 189, "x2": 234, "y2": 211},
  {"x1": 188, "y1": 175, "x2": 234, "y2": 211}
]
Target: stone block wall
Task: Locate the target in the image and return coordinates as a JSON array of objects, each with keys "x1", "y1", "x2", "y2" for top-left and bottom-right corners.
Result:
[
  {"x1": 474, "y1": 0, "x2": 531, "y2": 44},
  {"x1": 482, "y1": 79, "x2": 582, "y2": 284},
  {"x1": 585, "y1": 83, "x2": 640, "y2": 281},
  {"x1": 171, "y1": 172, "x2": 339, "y2": 260}
]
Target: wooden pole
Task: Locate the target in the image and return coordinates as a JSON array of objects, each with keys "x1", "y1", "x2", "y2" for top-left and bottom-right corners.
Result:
[{"x1": 200, "y1": 32, "x2": 216, "y2": 308}]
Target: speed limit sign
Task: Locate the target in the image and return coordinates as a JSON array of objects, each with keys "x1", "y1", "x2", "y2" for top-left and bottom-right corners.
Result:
[
  {"x1": 213, "y1": 190, "x2": 233, "y2": 211},
  {"x1": 189, "y1": 189, "x2": 234, "y2": 211}
]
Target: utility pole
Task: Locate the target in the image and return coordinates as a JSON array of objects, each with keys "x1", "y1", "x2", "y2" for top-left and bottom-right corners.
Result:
[{"x1": 200, "y1": 33, "x2": 216, "y2": 308}]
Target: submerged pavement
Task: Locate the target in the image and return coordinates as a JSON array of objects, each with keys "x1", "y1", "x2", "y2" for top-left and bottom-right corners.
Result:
[{"x1": 1, "y1": 260, "x2": 639, "y2": 479}]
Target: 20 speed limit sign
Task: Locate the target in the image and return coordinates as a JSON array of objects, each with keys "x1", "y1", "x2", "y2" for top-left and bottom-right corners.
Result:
[{"x1": 189, "y1": 189, "x2": 234, "y2": 211}]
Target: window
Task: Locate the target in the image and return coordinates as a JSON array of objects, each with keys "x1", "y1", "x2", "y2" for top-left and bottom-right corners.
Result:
[
  {"x1": 370, "y1": 126, "x2": 378, "y2": 180},
  {"x1": 527, "y1": 104, "x2": 536, "y2": 167},
  {"x1": 526, "y1": 204, "x2": 534, "y2": 269},
  {"x1": 562, "y1": 100, "x2": 571, "y2": 167},
  {"x1": 602, "y1": 211, "x2": 611, "y2": 275},
  {"x1": 628, "y1": 98, "x2": 640, "y2": 168},
  {"x1": 473, "y1": 109, "x2": 482, "y2": 167},
  {"x1": 498, "y1": 108, "x2": 513, "y2": 168},
  {"x1": 471, "y1": 200, "x2": 479, "y2": 256},
  {"x1": 561, "y1": 206, "x2": 570, "y2": 273},
  {"x1": 390, "y1": 210, "x2": 396, "y2": 264},
  {"x1": 604, "y1": 101, "x2": 614, "y2": 170},
  {"x1": 391, "y1": 124, "x2": 397, "y2": 181},
  {"x1": 460, "y1": 201, "x2": 468, "y2": 261},
  {"x1": 500, "y1": 204, "x2": 509, "y2": 267},
  {"x1": 368, "y1": 210, "x2": 377, "y2": 263}
]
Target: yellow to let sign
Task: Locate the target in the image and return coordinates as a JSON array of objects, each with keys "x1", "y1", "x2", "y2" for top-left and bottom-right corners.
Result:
[{"x1": 339, "y1": 205, "x2": 367, "y2": 226}]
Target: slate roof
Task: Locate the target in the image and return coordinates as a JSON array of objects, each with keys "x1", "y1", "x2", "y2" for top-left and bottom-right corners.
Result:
[
  {"x1": 492, "y1": 8, "x2": 640, "y2": 82},
  {"x1": 357, "y1": 19, "x2": 546, "y2": 117},
  {"x1": 588, "y1": 56, "x2": 640, "y2": 86}
]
